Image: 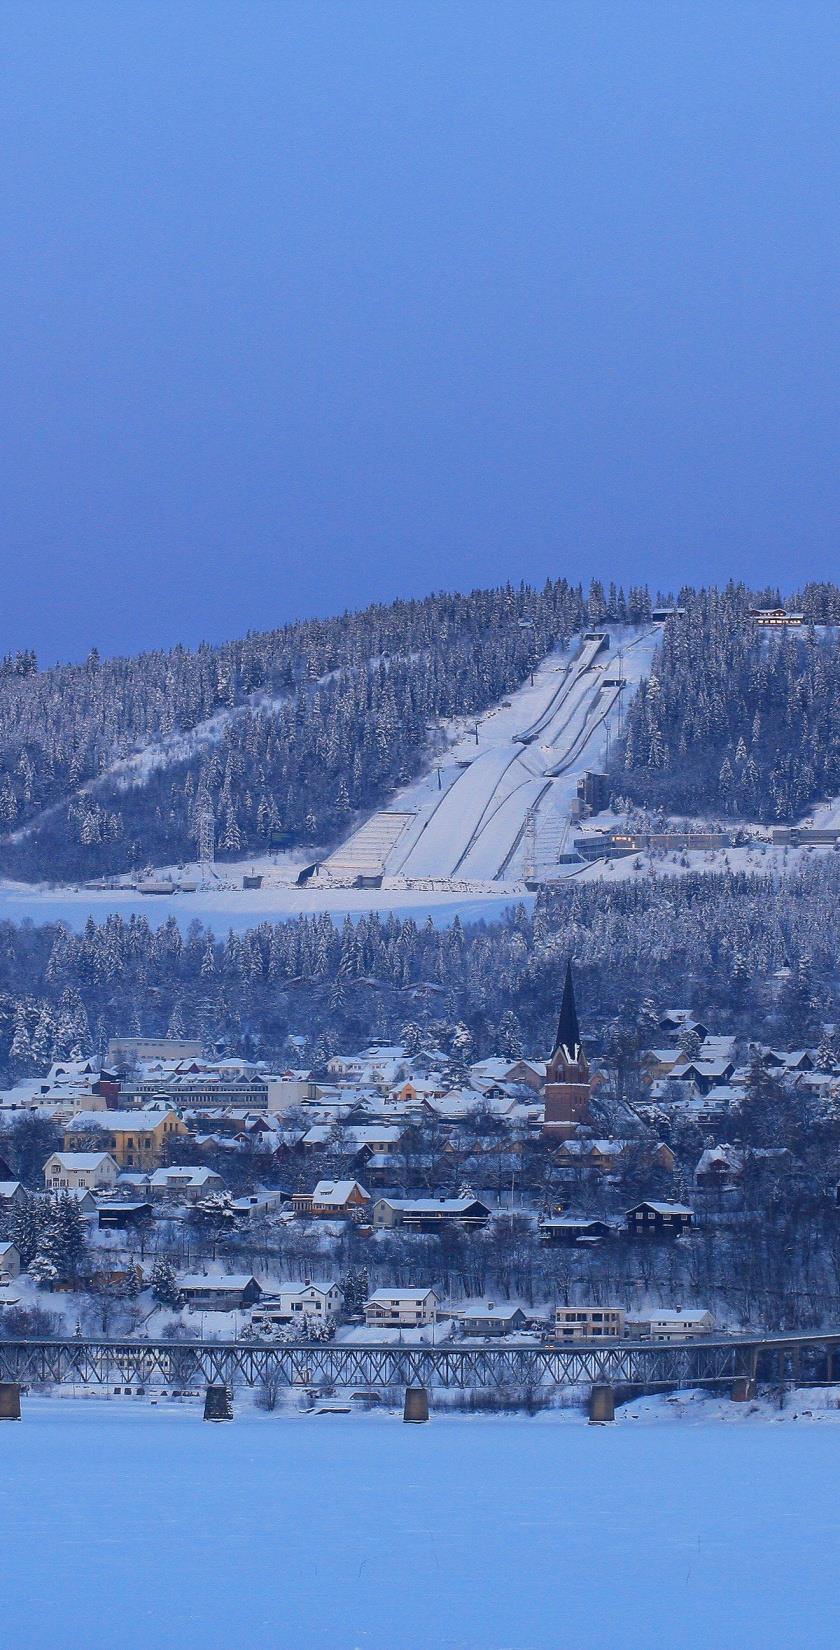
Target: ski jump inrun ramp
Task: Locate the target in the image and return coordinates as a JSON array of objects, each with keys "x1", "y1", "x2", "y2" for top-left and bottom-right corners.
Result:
[{"x1": 323, "y1": 626, "x2": 658, "y2": 885}]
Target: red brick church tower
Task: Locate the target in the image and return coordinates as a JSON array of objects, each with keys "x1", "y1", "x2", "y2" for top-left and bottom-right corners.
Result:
[{"x1": 543, "y1": 962, "x2": 593, "y2": 1136}]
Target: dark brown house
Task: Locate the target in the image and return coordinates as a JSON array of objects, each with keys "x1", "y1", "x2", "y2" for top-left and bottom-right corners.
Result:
[
  {"x1": 625, "y1": 1200, "x2": 694, "y2": 1238},
  {"x1": 538, "y1": 1217, "x2": 612, "y2": 1245}
]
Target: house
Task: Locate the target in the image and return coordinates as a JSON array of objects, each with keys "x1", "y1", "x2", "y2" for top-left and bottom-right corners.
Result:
[
  {"x1": 554, "y1": 1138, "x2": 624, "y2": 1173},
  {"x1": 97, "y1": 1200, "x2": 153, "y2": 1230},
  {"x1": 88, "y1": 1263, "x2": 144, "y2": 1292},
  {"x1": 658, "y1": 1009, "x2": 708, "y2": 1037},
  {"x1": 681, "y1": 1087, "x2": 735, "y2": 1127},
  {"x1": 762, "y1": 1049, "x2": 814, "y2": 1073},
  {"x1": 554, "y1": 1138, "x2": 674, "y2": 1177},
  {"x1": 364, "y1": 1288, "x2": 439, "y2": 1328},
  {"x1": 179, "y1": 1274, "x2": 263, "y2": 1311},
  {"x1": 695, "y1": 1144, "x2": 744, "y2": 1188},
  {"x1": 43, "y1": 1152, "x2": 120, "y2": 1193},
  {"x1": 455, "y1": 1301, "x2": 529, "y2": 1337},
  {"x1": 147, "y1": 1166, "x2": 225, "y2": 1201},
  {"x1": 300, "y1": 1124, "x2": 402, "y2": 1155},
  {"x1": 641, "y1": 1049, "x2": 684, "y2": 1081},
  {"x1": 50, "y1": 1187, "x2": 98, "y2": 1216},
  {"x1": 392, "y1": 1079, "x2": 447, "y2": 1104},
  {"x1": 748, "y1": 606, "x2": 804, "y2": 627},
  {"x1": 251, "y1": 1281, "x2": 344, "y2": 1327},
  {"x1": 371, "y1": 1197, "x2": 492, "y2": 1231},
  {"x1": 64, "y1": 1109, "x2": 188, "y2": 1169},
  {"x1": 699, "y1": 1035, "x2": 738, "y2": 1063},
  {"x1": 470, "y1": 1057, "x2": 546, "y2": 1095},
  {"x1": 667, "y1": 1058, "x2": 734, "y2": 1095},
  {"x1": 107, "y1": 1036, "x2": 203, "y2": 1066},
  {"x1": 625, "y1": 1309, "x2": 715, "y2": 1341},
  {"x1": 0, "y1": 1241, "x2": 21, "y2": 1280},
  {"x1": 358, "y1": 1152, "x2": 403, "y2": 1187},
  {"x1": 625, "y1": 1200, "x2": 695, "y2": 1238},
  {"x1": 538, "y1": 1217, "x2": 612, "y2": 1245},
  {"x1": 554, "y1": 1306, "x2": 625, "y2": 1342},
  {"x1": 231, "y1": 1190, "x2": 292, "y2": 1219},
  {"x1": 0, "y1": 1181, "x2": 26, "y2": 1213},
  {"x1": 291, "y1": 1180, "x2": 370, "y2": 1218}
]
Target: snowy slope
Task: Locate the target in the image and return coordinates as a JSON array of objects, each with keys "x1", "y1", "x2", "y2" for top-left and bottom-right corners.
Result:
[{"x1": 322, "y1": 625, "x2": 660, "y2": 886}]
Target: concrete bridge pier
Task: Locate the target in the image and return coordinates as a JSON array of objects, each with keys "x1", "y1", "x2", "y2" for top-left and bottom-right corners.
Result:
[
  {"x1": 588, "y1": 1384, "x2": 615, "y2": 1424},
  {"x1": 403, "y1": 1387, "x2": 429, "y2": 1423},
  {"x1": 0, "y1": 1383, "x2": 21, "y2": 1419},
  {"x1": 204, "y1": 1384, "x2": 233, "y2": 1421},
  {"x1": 731, "y1": 1377, "x2": 756, "y2": 1402}
]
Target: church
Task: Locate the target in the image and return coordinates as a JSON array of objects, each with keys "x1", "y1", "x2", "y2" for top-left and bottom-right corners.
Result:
[{"x1": 542, "y1": 962, "x2": 593, "y2": 1136}]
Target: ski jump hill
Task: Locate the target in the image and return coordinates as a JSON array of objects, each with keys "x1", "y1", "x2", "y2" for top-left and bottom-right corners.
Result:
[{"x1": 318, "y1": 624, "x2": 660, "y2": 890}]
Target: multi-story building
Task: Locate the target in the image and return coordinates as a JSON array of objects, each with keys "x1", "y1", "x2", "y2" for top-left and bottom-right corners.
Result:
[
  {"x1": 554, "y1": 1306, "x2": 625, "y2": 1342},
  {"x1": 44, "y1": 1151, "x2": 119, "y2": 1192},
  {"x1": 364, "y1": 1288, "x2": 439, "y2": 1328},
  {"x1": 64, "y1": 1109, "x2": 188, "y2": 1169},
  {"x1": 251, "y1": 1281, "x2": 344, "y2": 1327}
]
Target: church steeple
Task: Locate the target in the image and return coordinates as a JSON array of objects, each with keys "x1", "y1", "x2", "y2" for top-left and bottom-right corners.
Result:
[
  {"x1": 550, "y1": 961, "x2": 583, "y2": 1066},
  {"x1": 543, "y1": 960, "x2": 592, "y2": 1135}
]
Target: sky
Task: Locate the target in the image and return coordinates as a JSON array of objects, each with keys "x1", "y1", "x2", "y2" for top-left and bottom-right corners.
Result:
[{"x1": 1, "y1": 1, "x2": 838, "y2": 665}]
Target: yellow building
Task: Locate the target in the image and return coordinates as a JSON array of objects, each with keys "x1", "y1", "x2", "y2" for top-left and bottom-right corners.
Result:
[{"x1": 64, "y1": 1109, "x2": 188, "y2": 1170}]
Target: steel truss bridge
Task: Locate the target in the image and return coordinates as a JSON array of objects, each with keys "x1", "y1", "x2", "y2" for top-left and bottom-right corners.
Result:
[{"x1": 2, "y1": 1333, "x2": 840, "y2": 1392}]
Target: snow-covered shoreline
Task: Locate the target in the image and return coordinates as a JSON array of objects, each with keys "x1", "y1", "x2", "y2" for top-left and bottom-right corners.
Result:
[{"x1": 15, "y1": 1384, "x2": 840, "y2": 1425}]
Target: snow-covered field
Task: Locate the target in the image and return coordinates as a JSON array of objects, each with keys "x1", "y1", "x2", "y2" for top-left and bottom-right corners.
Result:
[
  {"x1": 0, "y1": 877, "x2": 528, "y2": 932},
  {"x1": 0, "y1": 834, "x2": 832, "y2": 934},
  {"x1": 4, "y1": 1395, "x2": 840, "y2": 1650}
]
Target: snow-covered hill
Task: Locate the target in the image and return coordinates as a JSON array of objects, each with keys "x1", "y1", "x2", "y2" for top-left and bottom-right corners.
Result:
[{"x1": 319, "y1": 625, "x2": 660, "y2": 887}]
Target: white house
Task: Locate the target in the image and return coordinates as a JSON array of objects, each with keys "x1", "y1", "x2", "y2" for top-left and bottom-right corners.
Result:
[
  {"x1": 44, "y1": 1152, "x2": 120, "y2": 1193},
  {"x1": 454, "y1": 1301, "x2": 530, "y2": 1337},
  {"x1": 625, "y1": 1309, "x2": 715, "y2": 1341},
  {"x1": 0, "y1": 1182, "x2": 26, "y2": 1212},
  {"x1": 251, "y1": 1281, "x2": 344, "y2": 1327},
  {"x1": 147, "y1": 1166, "x2": 225, "y2": 1201},
  {"x1": 0, "y1": 1241, "x2": 21, "y2": 1280},
  {"x1": 364, "y1": 1288, "x2": 439, "y2": 1328}
]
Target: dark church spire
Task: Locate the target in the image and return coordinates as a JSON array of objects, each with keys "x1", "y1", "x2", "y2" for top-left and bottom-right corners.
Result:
[{"x1": 551, "y1": 961, "x2": 582, "y2": 1064}]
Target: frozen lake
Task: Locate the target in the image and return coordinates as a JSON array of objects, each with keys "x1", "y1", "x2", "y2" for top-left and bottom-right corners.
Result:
[{"x1": 3, "y1": 1401, "x2": 840, "y2": 1649}]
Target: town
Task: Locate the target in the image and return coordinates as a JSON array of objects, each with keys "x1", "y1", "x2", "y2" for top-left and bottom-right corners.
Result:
[{"x1": 1, "y1": 960, "x2": 837, "y2": 1408}]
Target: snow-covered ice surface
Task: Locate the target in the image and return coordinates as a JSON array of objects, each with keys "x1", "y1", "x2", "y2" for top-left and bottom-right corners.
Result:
[{"x1": 4, "y1": 1396, "x2": 840, "y2": 1650}]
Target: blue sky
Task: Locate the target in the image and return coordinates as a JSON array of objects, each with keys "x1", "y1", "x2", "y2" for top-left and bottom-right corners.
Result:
[{"x1": 1, "y1": 1, "x2": 838, "y2": 663}]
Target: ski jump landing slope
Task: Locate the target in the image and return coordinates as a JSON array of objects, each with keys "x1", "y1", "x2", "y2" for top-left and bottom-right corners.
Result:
[{"x1": 323, "y1": 625, "x2": 659, "y2": 886}]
